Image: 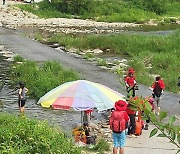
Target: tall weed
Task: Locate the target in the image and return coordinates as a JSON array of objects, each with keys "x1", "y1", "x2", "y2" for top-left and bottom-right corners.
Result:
[
  {"x1": 10, "y1": 60, "x2": 80, "y2": 100},
  {"x1": 47, "y1": 30, "x2": 180, "y2": 92},
  {"x1": 0, "y1": 113, "x2": 80, "y2": 153}
]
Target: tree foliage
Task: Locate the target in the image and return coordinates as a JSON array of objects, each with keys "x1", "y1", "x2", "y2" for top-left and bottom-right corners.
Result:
[
  {"x1": 128, "y1": 96, "x2": 180, "y2": 152},
  {"x1": 127, "y1": 0, "x2": 169, "y2": 15},
  {"x1": 47, "y1": 0, "x2": 92, "y2": 15}
]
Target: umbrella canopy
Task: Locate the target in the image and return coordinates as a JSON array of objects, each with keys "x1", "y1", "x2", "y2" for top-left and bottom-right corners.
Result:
[{"x1": 38, "y1": 80, "x2": 125, "y2": 111}]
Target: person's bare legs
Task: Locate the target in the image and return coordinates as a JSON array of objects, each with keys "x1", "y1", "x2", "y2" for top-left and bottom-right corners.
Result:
[
  {"x1": 19, "y1": 107, "x2": 23, "y2": 113},
  {"x1": 113, "y1": 147, "x2": 118, "y2": 154},
  {"x1": 157, "y1": 107, "x2": 160, "y2": 115},
  {"x1": 157, "y1": 97, "x2": 160, "y2": 115},
  {"x1": 22, "y1": 106, "x2": 25, "y2": 114},
  {"x1": 19, "y1": 107, "x2": 25, "y2": 116},
  {"x1": 119, "y1": 147, "x2": 124, "y2": 154}
]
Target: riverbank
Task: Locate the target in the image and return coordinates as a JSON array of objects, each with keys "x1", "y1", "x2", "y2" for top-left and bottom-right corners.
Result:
[
  {"x1": 0, "y1": 2, "x2": 180, "y2": 153},
  {"x1": 1, "y1": 2, "x2": 180, "y2": 93},
  {"x1": 0, "y1": 26, "x2": 179, "y2": 154},
  {"x1": 17, "y1": 0, "x2": 180, "y2": 24},
  {"x1": 0, "y1": 2, "x2": 179, "y2": 35},
  {"x1": 0, "y1": 2, "x2": 139, "y2": 34}
]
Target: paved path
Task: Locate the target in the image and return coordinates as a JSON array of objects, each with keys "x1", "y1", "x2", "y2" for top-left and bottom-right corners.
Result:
[{"x1": 0, "y1": 27, "x2": 179, "y2": 153}]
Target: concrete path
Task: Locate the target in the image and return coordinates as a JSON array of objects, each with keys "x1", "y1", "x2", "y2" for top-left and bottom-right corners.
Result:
[{"x1": 0, "y1": 27, "x2": 179, "y2": 153}]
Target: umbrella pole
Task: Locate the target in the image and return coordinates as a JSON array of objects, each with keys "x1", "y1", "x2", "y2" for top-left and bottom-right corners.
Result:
[{"x1": 81, "y1": 111, "x2": 83, "y2": 126}]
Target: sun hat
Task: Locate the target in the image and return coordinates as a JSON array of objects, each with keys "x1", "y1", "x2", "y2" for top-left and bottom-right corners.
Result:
[
  {"x1": 128, "y1": 68, "x2": 135, "y2": 74},
  {"x1": 115, "y1": 100, "x2": 127, "y2": 111}
]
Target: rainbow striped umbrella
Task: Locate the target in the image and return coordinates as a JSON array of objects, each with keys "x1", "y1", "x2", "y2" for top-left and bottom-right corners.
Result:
[{"x1": 38, "y1": 80, "x2": 125, "y2": 111}]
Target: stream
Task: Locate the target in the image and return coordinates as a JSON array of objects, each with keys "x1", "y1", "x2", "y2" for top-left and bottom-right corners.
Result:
[
  {"x1": 0, "y1": 55, "x2": 105, "y2": 135},
  {"x1": 0, "y1": 24, "x2": 180, "y2": 134}
]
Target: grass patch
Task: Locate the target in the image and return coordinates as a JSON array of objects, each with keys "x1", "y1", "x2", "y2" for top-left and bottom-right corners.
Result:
[
  {"x1": 16, "y1": 0, "x2": 180, "y2": 23},
  {"x1": 83, "y1": 53, "x2": 95, "y2": 60},
  {"x1": 9, "y1": 58, "x2": 80, "y2": 100},
  {"x1": 91, "y1": 138, "x2": 110, "y2": 154},
  {"x1": 13, "y1": 55, "x2": 25, "y2": 63},
  {"x1": 46, "y1": 30, "x2": 180, "y2": 92},
  {"x1": 82, "y1": 138, "x2": 110, "y2": 154},
  {"x1": 0, "y1": 112, "x2": 80, "y2": 153},
  {"x1": 34, "y1": 32, "x2": 44, "y2": 41}
]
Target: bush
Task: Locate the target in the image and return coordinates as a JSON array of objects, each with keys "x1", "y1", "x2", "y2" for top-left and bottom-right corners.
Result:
[
  {"x1": 10, "y1": 59, "x2": 80, "y2": 100},
  {"x1": 92, "y1": 138, "x2": 110, "y2": 153},
  {"x1": 16, "y1": 0, "x2": 180, "y2": 22},
  {"x1": 46, "y1": 30, "x2": 180, "y2": 92},
  {"x1": 0, "y1": 113, "x2": 80, "y2": 153}
]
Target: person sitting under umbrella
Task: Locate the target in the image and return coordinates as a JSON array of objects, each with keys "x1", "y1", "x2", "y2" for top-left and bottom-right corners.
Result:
[{"x1": 83, "y1": 109, "x2": 100, "y2": 132}]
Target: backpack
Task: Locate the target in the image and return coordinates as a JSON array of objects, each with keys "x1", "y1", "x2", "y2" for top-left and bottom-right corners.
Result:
[
  {"x1": 153, "y1": 82, "x2": 162, "y2": 96},
  {"x1": 178, "y1": 77, "x2": 180, "y2": 87},
  {"x1": 109, "y1": 111, "x2": 126, "y2": 133}
]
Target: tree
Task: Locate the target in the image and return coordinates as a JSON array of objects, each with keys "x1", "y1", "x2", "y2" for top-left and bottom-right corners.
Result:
[{"x1": 128, "y1": 96, "x2": 180, "y2": 153}]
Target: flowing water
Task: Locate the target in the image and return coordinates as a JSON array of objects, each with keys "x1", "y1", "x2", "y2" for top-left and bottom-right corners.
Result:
[
  {"x1": 0, "y1": 55, "x2": 79, "y2": 133},
  {"x1": 0, "y1": 55, "x2": 105, "y2": 134},
  {"x1": 0, "y1": 24, "x2": 179, "y2": 134}
]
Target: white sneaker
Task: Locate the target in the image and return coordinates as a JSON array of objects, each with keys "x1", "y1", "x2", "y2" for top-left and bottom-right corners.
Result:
[{"x1": 129, "y1": 134, "x2": 137, "y2": 138}]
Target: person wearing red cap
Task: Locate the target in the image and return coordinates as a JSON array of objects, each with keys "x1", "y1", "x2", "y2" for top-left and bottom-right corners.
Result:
[
  {"x1": 109, "y1": 100, "x2": 129, "y2": 154},
  {"x1": 149, "y1": 76, "x2": 165, "y2": 115},
  {"x1": 124, "y1": 68, "x2": 137, "y2": 97}
]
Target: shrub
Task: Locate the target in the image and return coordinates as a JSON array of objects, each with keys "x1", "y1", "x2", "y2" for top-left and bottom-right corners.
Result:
[
  {"x1": 10, "y1": 59, "x2": 80, "y2": 100},
  {"x1": 16, "y1": 0, "x2": 180, "y2": 22},
  {"x1": 0, "y1": 113, "x2": 80, "y2": 153},
  {"x1": 92, "y1": 138, "x2": 110, "y2": 153},
  {"x1": 13, "y1": 55, "x2": 25, "y2": 63}
]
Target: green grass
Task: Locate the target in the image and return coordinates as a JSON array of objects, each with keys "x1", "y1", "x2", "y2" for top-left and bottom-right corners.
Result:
[
  {"x1": 16, "y1": 3, "x2": 71, "y2": 19},
  {"x1": 9, "y1": 59, "x2": 80, "y2": 100},
  {"x1": 46, "y1": 30, "x2": 180, "y2": 93},
  {"x1": 82, "y1": 138, "x2": 110, "y2": 154},
  {"x1": 15, "y1": 0, "x2": 180, "y2": 23},
  {"x1": 0, "y1": 112, "x2": 80, "y2": 153}
]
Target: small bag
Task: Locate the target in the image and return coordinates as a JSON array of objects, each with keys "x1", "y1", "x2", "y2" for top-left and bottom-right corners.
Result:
[
  {"x1": 134, "y1": 83, "x2": 139, "y2": 90},
  {"x1": 86, "y1": 136, "x2": 96, "y2": 144}
]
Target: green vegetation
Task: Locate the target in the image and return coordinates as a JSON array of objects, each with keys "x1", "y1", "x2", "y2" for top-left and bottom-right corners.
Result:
[
  {"x1": 16, "y1": 0, "x2": 180, "y2": 23},
  {"x1": 9, "y1": 59, "x2": 80, "y2": 100},
  {"x1": 0, "y1": 112, "x2": 80, "y2": 153},
  {"x1": 92, "y1": 138, "x2": 110, "y2": 153},
  {"x1": 46, "y1": 30, "x2": 180, "y2": 92},
  {"x1": 13, "y1": 55, "x2": 25, "y2": 62},
  {"x1": 83, "y1": 53, "x2": 95, "y2": 60},
  {"x1": 129, "y1": 97, "x2": 180, "y2": 152},
  {"x1": 97, "y1": 59, "x2": 108, "y2": 67},
  {"x1": 82, "y1": 138, "x2": 110, "y2": 154}
]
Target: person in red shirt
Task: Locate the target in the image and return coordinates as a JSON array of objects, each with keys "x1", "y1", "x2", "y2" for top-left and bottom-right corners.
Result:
[
  {"x1": 126, "y1": 103, "x2": 137, "y2": 138},
  {"x1": 124, "y1": 68, "x2": 137, "y2": 97},
  {"x1": 149, "y1": 76, "x2": 165, "y2": 115}
]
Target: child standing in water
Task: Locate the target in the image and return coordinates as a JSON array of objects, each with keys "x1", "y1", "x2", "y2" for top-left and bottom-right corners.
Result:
[{"x1": 18, "y1": 81, "x2": 28, "y2": 115}]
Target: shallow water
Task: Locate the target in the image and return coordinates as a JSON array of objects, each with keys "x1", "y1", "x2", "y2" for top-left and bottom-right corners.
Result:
[
  {"x1": 0, "y1": 55, "x2": 105, "y2": 134},
  {"x1": 1, "y1": 23, "x2": 180, "y2": 134},
  {"x1": 17, "y1": 23, "x2": 180, "y2": 37}
]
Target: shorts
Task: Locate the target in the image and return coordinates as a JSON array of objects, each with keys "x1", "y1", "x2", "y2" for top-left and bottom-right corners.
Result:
[
  {"x1": 18, "y1": 99, "x2": 26, "y2": 107},
  {"x1": 112, "y1": 131, "x2": 126, "y2": 148},
  {"x1": 152, "y1": 93, "x2": 161, "y2": 107}
]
